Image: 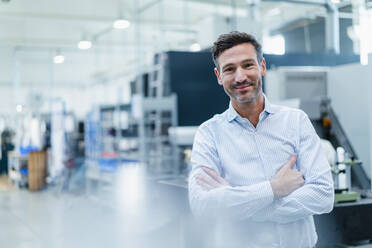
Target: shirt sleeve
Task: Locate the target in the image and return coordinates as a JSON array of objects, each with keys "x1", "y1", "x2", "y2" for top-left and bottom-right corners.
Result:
[
  {"x1": 252, "y1": 112, "x2": 334, "y2": 224},
  {"x1": 188, "y1": 124, "x2": 274, "y2": 220}
]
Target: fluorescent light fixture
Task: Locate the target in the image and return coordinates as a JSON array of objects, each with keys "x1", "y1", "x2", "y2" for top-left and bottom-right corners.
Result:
[
  {"x1": 263, "y1": 35, "x2": 285, "y2": 55},
  {"x1": 53, "y1": 55, "x2": 65, "y2": 64},
  {"x1": 113, "y1": 19, "x2": 131, "y2": 29},
  {"x1": 190, "y1": 43, "x2": 201, "y2": 52},
  {"x1": 331, "y1": 0, "x2": 340, "y2": 3},
  {"x1": 16, "y1": 104, "x2": 22, "y2": 113},
  {"x1": 78, "y1": 40, "x2": 92, "y2": 50},
  {"x1": 267, "y1": 7, "x2": 281, "y2": 16}
]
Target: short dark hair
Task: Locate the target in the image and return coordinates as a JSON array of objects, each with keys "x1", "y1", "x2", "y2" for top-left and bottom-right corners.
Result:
[{"x1": 211, "y1": 31, "x2": 263, "y2": 70}]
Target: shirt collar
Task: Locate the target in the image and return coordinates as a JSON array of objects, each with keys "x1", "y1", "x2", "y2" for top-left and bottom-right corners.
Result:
[{"x1": 227, "y1": 93, "x2": 276, "y2": 122}]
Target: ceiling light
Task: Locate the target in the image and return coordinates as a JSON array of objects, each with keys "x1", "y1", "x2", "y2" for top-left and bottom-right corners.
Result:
[
  {"x1": 16, "y1": 104, "x2": 22, "y2": 113},
  {"x1": 267, "y1": 7, "x2": 281, "y2": 17},
  {"x1": 78, "y1": 40, "x2": 92, "y2": 50},
  {"x1": 113, "y1": 19, "x2": 131, "y2": 29},
  {"x1": 190, "y1": 43, "x2": 201, "y2": 52},
  {"x1": 53, "y1": 54, "x2": 65, "y2": 64},
  {"x1": 331, "y1": 0, "x2": 340, "y2": 3}
]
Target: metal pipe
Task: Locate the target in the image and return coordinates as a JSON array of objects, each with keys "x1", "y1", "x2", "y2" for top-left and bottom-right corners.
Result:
[
  {"x1": 247, "y1": 0, "x2": 261, "y2": 22},
  {"x1": 304, "y1": 24, "x2": 311, "y2": 53},
  {"x1": 325, "y1": 2, "x2": 340, "y2": 54},
  {"x1": 231, "y1": 0, "x2": 238, "y2": 30}
]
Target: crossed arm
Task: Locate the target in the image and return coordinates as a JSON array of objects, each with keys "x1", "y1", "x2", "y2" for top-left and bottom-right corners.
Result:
[
  {"x1": 195, "y1": 154, "x2": 302, "y2": 198},
  {"x1": 189, "y1": 117, "x2": 334, "y2": 223}
]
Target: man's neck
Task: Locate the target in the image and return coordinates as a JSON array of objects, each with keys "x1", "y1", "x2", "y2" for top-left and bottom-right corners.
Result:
[{"x1": 231, "y1": 93, "x2": 265, "y2": 127}]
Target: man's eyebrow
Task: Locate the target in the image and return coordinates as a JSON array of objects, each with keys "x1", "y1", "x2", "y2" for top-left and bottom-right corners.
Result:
[{"x1": 241, "y1": 59, "x2": 256, "y2": 63}]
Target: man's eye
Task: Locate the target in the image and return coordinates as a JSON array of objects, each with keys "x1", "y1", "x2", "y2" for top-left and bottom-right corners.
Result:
[
  {"x1": 243, "y1": 63, "x2": 253, "y2": 68},
  {"x1": 224, "y1": 67, "x2": 234, "y2": 72}
]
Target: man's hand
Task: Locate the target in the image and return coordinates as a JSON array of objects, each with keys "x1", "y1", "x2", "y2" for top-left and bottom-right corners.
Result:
[
  {"x1": 270, "y1": 154, "x2": 305, "y2": 198},
  {"x1": 196, "y1": 167, "x2": 230, "y2": 191}
]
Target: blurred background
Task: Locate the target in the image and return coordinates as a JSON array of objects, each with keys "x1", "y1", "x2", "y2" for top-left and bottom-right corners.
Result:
[{"x1": 1, "y1": 0, "x2": 372, "y2": 247}]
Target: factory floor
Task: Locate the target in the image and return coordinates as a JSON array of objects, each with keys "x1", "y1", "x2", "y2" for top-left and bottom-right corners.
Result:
[
  {"x1": 1, "y1": 164, "x2": 372, "y2": 248},
  {"x1": 0, "y1": 164, "x2": 196, "y2": 248}
]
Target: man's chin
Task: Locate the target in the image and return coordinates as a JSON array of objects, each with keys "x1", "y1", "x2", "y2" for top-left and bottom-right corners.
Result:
[
  {"x1": 235, "y1": 97, "x2": 255, "y2": 103},
  {"x1": 226, "y1": 89, "x2": 261, "y2": 104},
  {"x1": 234, "y1": 93, "x2": 257, "y2": 103}
]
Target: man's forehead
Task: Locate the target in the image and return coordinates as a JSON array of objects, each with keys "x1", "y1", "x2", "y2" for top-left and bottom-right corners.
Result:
[{"x1": 218, "y1": 43, "x2": 258, "y2": 67}]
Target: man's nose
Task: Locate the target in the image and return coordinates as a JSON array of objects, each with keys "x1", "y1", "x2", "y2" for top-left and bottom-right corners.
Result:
[{"x1": 235, "y1": 67, "x2": 246, "y2": 83}]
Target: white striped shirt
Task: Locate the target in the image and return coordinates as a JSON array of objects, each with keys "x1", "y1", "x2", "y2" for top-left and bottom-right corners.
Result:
[{"x1": 188, "y1": 96, "x2": 334, "y2": 248}]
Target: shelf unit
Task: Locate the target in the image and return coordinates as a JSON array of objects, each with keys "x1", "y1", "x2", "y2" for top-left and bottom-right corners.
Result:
[
  {"x1": 85, "y1": 52, "x2": 180, "y2": 177},
  {"x1": 132, "y1": 94, "x2": 178, "y2": 173}
]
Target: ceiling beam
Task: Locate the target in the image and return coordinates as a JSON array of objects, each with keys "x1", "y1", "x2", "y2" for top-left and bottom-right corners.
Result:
[
  {"x1": 0, "y1": 80, "x2": 87, "y2": 88},
  {"x1": 0, "y1": 11, "x2": 115, "y2": 23},
  {"x1": 0, "y1": 38, "x2": 163, "y2": 50},
  {"x1": 0, "y1": 10, "x2": 193, "y2": 25},
  {"x1": 262, "y1": 0, "x2": 327, "y2": 6},
  {"x1": 138, "y1": 0, "x2": 162, "y2": 13}
]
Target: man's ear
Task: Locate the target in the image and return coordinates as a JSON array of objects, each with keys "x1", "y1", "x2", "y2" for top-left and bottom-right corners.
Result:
[
  {"x1": 260, "y1": 58, "x2": 267, "y2": 77},
  {"x1": 214, "y1": 67, "x2": 223, "y2": 85}
]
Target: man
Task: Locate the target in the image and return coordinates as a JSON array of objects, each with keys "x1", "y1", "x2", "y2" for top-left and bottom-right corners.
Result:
[{"x1": 188, "y1": 31, "x2": 334, "y2": 248}]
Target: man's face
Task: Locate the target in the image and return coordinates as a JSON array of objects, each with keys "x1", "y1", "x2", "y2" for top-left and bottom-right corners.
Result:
[{"x1": 214, "y1": 43, "x2": 266, "y2": 104}]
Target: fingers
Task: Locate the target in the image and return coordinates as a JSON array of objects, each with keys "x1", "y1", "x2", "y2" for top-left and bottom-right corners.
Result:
[
  {"x1": 195, "y1": 167, "x2": 230, "y2": 190},
  {"x1": 276, "y1": 154, "x2": 298, "y2": 175},
  {"x1": 271, "y1": 170, "x2": 305, "y2": 197},
  {"x1": 292, "y1": 171, "x2": 305, "y2": 191},
  {"x1": 196, "y1": 176, "x2": 214, "y2": 191},
  {"x1": 202, "y1": 167, "x2": 229, "y2": 186},
  {"x1": 285, "y1": 154, "x2": 298, "y2": 169},
  {"x1": 196, "y1": 174, "x2": 220, "y2": 189}
]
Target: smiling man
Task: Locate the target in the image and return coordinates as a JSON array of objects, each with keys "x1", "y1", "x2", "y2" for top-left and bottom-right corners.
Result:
[{"x1": 188, "y1": 32, "x2": 334, "y2": 248}]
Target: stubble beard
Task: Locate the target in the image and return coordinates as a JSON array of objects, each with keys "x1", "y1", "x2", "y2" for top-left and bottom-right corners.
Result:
[{"x1": 225, "y1": 79, "x2": 262, "y2": 104}]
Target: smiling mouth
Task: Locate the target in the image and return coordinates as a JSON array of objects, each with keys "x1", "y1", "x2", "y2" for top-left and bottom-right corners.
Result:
[{"x1": 234, "y1": 83, "x2": 253, "y2": 90}]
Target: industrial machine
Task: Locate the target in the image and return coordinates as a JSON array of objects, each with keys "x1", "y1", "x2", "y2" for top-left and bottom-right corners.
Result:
[{"x1": 333, "y1": 147, "x2": 360, "y2": 203}]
